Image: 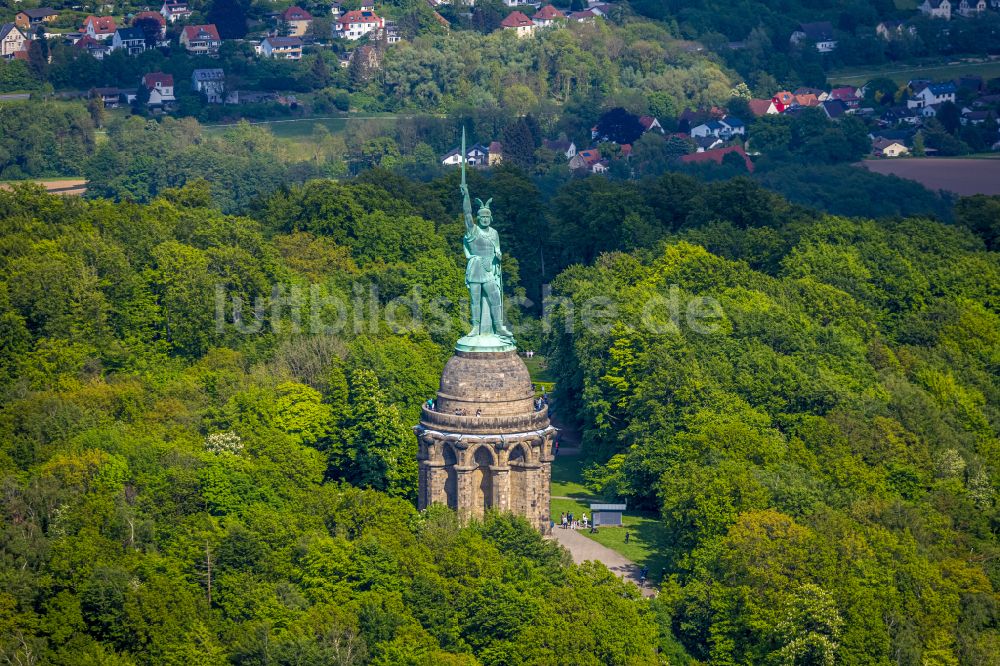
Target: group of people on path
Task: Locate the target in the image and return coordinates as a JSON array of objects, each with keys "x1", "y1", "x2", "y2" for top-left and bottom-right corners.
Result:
[{"x1": 559, "y1": 511, "x2": 589, "y2": 530}]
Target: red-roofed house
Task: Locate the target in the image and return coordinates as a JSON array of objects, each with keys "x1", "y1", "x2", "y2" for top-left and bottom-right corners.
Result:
[
  {"x1": 74, "y1": 34, "x2": 111, "y2": 60},
  {"x1": 829, "y1": 86, "x2": 859, "y2": 108},
  {"x1": 335, "y1": 9, "x2": 384, "y2": 40},
  {"x1": 83, "y1": 16, "x2": 116, "y2": 41},
  {"x1": 142, "y1": 72, "x2": 175, "y2": 107},
  {"x1": 568, "y1": 148, "x2": 602, "y2": 170},
  {"x1": 501, "y1": 11, "x2": 535, "y2": 38},
  {"x1": 181, "y1": 24, "x2": 221, "y2": 55},
  {"x1": 532, "y1": 5, "x2": 566, "y2": 28},
  {"x1": 747, "y1": 98, "x2": 773, "y2": 116},
  {"x1": 568, "y1": 10, "x2": 597, "y2": 22},
  {"x1": 281, "y1": 6, "x2": 313, "y2": 37},
  {"x1": 680, "y1": 145, "x2": 754, "y2": 172},
  {"x1": 639, "y1": 115, "x2": 663, "y2": 133}
]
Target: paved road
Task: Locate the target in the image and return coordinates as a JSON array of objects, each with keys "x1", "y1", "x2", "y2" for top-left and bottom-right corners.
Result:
[{"x1": 548, "y1": 526, "x2": 656, "y2": 597}]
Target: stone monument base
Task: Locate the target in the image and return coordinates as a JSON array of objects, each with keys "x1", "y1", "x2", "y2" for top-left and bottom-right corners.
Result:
[{"x1": 415, "y1": 350, "x2": 555, "y2": 533}]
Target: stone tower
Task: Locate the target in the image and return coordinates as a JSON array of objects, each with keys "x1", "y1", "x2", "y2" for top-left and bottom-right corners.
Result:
[{"x1": 415, "y1": 351, "x2": 556, "y2": 533}]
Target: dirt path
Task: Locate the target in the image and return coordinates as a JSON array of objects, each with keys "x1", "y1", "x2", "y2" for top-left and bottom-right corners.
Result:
[
  {"x1": 548, "y1": 527, "x2": 656, "y2": 597},
  {"x1": 0, "y1": 179, "x2": 87, "y2": 196}
]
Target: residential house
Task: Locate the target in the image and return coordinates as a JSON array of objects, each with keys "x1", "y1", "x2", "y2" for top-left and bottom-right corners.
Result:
[
  {"x1": 15, "y1": 9, "x2": 58, "y2": 33},
  {"x1": 83, "y1": 16, "x2": 116, "y2": 41},
  {"x1": 829, "y1": 86, "x2": 860, "y2": 108},
  {"x1": 501, "y1": 11, "x2": 535, "y2": 38},
  {"x1": 260, "y1": 36, "x2": 303, "y2": 60},
  {"x1": 532, "y1": 5, "x2": 566, "y2": 28},
  {"x1": 747, "y1": 98, "x2": 774, "y2": 116},
  {"x1": 331, "y1": 3, "x2": 343, "y2": 19},
  {"x1": 794, "y1": 86, "x2": 828, "y2": 100},
  {"x1": 793, "y1": 92, "x2": 820, "y2": 107},
  {"x1": 919, "y1": 0, "x2": 951, "y2": 19},
  {"x1": 639, "y1": 115, "x2": 663, "y2": 133},
  {"x1": 872, "y1": 138, "x2": 909, "y2": 157},
  {"x1": 74, "y1": 35, "x2": 111, "y2": 60},
  {"x1": 441, "y1": 143, "x2": 490, "y2": 166},
  {"x1": 920, "y1": 104, "x2": 941, "y2": 118},
  {"x1": 0, "y1": 23, "x2": 27, "y2": 59},
  {"x1": 90, "y1": 87, "x2": 137, "y2": 108},
  {"x1": 160, "y1": 2, "x2": 193, "y2": 24},
  {"x1": 790, "y1": 21, "x2": 837, "y2": 52},
  {"x1": 821, "y1": 99, "x2": 848, "y2": 119},
  {"x1": 112, "y1": 27, "x2": 147, "y2": 56},
  {"x1": 488, "y1": 141, "x2": 503, "y2": 166},
  {"x1": 690, "y1": 116, "x2": 745, "y2": 140},
  {"x1": 961, "y1": 109, "x2": 993, "y2": 125},
  {"x1": 374, "y1": 21, "x2": 401, "y2": 44},
  {"x1": 181, "y1": 25, "x2": 222, "y2": 56},
  {"x1": 568, "y1": 148, "x2": 602, "y2": 171},
  {"x1": 591, "y1": 160, "x2": 609, "y2": 174},
  {"x1": 957, "y1": 0, "x2": 986, "y2": 16},
  {"x1": 568, "y1": 10, "x2": 597, "y2": 22},
  {"x1": 142, "y1": 72, "x2": 175, "y2": 107},
  {"x1": 334, "y1": 9, "x2": 385, "y2": 40},
  {"x1": 679, "y1": 145, "x2": 754, "y2": 172},
  {"x1": 133, "y1": 12, "x2": 167, "y2": 41},
  {"x1": 907, "y1": 82, "x2": 956, "y2": 109},
  {"x1": 502, "y1": 0, "x2": 522, "y2": 5},
  {"x1": 692, "y1": 136, "x2": 723, "y2": 152},
  {"x1": 876, "y1": 20, "x2": 915, "y2": 40},
  {"x1": 281, "y1": 6, "x2": 313, "y2": 37},
  {"x1": 881, "y1": 106, "x2": 921, "y2": 125},
  {"x1": 192, "y1": 68, "x2": 225, "y2": 103},
  {"x1": 542, "y1": 138, "x2": 577, "y2": 159},
  {"x1": 589, "y1": 4, "x2": 615, "y2": 17}
]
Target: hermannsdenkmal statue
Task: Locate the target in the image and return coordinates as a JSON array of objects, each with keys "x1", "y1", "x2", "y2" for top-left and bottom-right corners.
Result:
[{"x1": 456, "y1": 128, "x2": 516, "y2": 353}]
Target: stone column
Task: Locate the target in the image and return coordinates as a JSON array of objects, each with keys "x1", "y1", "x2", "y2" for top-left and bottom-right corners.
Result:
[
  {"x1": 454, "y1": 465, "x2": 476, "y2": 524},
  {"x1": 424, "y1": 462, "x2": 448, "y2": 507},
  {"x1": 490, "y1": 465, "x2": 511, "y2": 512}
]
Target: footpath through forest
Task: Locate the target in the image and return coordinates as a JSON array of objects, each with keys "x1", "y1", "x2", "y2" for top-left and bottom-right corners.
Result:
[{"x1": 545, "y1": 405, "x2": 656, "y2": 597}]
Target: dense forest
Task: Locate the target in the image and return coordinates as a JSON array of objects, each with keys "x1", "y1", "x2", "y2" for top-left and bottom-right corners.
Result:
[
  {"x1": 546, "y1": 197, "x2": 1000, "y2": 663},
  {"x1": 1, "y1": 158, "x2": 999, "y2": 662}
]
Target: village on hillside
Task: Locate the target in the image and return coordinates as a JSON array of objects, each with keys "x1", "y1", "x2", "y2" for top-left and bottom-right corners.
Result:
[{"x1": 1, "y1": 0, "x2": 999, "y2": 176}]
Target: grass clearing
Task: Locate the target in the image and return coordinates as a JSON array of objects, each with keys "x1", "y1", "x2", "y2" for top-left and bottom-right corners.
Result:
[
  {"x1": 829, "y1": 59, "x2": 1000, "y2": 87},
  {"x1": 524, "y1": 355, "x2": 556, "y2": 396},
  {"x1": 549, "y1": 453, "x2": 672, "y2": 579}
]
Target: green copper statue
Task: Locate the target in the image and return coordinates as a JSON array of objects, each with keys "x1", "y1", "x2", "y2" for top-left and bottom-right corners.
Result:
[{"x1": 456, "y1": 128, "x2": 516, "y2": 353}]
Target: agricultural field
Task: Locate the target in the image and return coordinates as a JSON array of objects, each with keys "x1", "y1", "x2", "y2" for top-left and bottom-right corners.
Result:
[
  {"x1": 860, "y1": 157, "x2": 1000, "y2": 195},
  {"x1": 829, "y1": 58, "x2": 1000, "y2": 86}
]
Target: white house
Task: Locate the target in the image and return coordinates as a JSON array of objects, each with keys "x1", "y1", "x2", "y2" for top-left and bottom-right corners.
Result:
[
  {"x1": 919, "y1": 0, "x2": 951, "y2": 19},
  {"x1": 907, "y1": 82, "x2": 957, "y2": 109},
  {"x1": 160, "y1": 1, "x2": 192, "y2": 24},
  {"x1": 532, "y1": 5, "x2": 566, "y2": 28},
  {"x1": 82, "y1": 15, "x2": 116, "y2": 41},
  {"x1": 957, "y1": 0, "x2": 986, "y2": 15},
  {"x1": 442, "y1": 143, "x2": 490, "y2": 166},
  {"x1": 192, "y1": 68, "x2": 225, "y2": 103},
  {"x1": 260, "y1": 35, "x2": 303, "y2": 59},
  {"x1": 142, "y1": 72, "x2": 175, "y2": 107},
  {"x1": 111, "y1": 27, "x2": 146, "y2": 55},
  {"x1": 334, "y1": 9, "x2": 384, "y2": 40},
  {"x1": 790, "y1": 22, "x2": 837, "y2": 53},
  {"x1": 690, "y1": 117, "x2": 746, "y2": 140},
  {"x1": 0, "y1": 23, "x2": 26, "y2": 59}
]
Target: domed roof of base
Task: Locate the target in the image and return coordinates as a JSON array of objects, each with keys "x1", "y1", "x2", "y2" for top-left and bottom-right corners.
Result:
[{"x1": 420, "y1": 350, "x2": 549, "y2": 434}]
